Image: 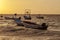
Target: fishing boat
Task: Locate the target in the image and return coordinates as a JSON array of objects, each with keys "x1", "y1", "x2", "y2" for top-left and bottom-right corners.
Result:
[
  {"x1": 36, "y1": 14, "x2": 44, "y2": 19},
  {"x1": 5, "y1": 16, "x2": 21, "y2": 20},
  {"x1": 23, "y1": 21, "x2": 48, "y2": 30},
  {"x1": 14, "y1": 18, "x2": 48, "y2": 30},
  {"x1": 5, "y1": 17, "x2": 14, "y2": 20},
  {"x1": 24, "y1": 9, "x2": 31, "y2": 20},
  {"x1": 24, "y1": 15, "x2": 31, "y2": 20}
]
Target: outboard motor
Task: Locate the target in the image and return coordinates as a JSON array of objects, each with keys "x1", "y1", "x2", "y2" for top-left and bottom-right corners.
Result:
[
  {"x1": 40, "y1": 23, "x2": 48, "y2": 30},
  {"x1": 18, "y1": 17, "x2": 21, "y2": 19}
]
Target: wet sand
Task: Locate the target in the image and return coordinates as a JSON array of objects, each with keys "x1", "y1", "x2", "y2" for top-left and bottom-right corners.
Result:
[{"x1": 0, "y1": 14, "x2": 60, "y2": 40}]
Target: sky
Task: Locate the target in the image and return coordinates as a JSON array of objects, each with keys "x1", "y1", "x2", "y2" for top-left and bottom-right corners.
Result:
[{"x1": 0, "y1": 0, "x2": 60, "y2": 14}]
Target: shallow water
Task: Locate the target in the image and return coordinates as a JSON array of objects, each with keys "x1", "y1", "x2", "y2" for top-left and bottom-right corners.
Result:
[{"x1": 0, "y1": 14, "x2": 60, "y2": 40}]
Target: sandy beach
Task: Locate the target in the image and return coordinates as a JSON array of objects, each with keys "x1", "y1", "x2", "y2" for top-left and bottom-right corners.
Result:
[{"x1": 0, "y1": 14, "x2": 60, "y2": 40}]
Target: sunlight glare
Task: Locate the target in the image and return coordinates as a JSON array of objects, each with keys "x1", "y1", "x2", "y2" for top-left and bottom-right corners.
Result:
[
  {"x1": 0, "y1": 0, "x2": 3, "y2": 8},
  {"x1": 0, "y1": 0, "x2": 5, "y2": 10}
]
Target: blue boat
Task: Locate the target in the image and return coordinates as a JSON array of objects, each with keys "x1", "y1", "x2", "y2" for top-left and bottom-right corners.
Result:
[
  {"x1": 5, "y1": 17, "x2": 14, "y2": 20},
  {"x1": 14, "y1": 18, "x2": 24, "y2": 26},
  {"x1": 14, "y1": 18, "x2": 48, "y2": 30}
]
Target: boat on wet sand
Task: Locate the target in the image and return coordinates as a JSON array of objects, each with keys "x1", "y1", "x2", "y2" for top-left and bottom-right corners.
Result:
[
  {"x1": 36, "y1": 14, "x2": 44, "y2": 19},
  {"x1": 23, "y1": 21, "x2": 48, "y2": 30},
  {"x1": 5, "y1": 17, "x2": 14, "y2": 20},
  {"x1": 14, "y1": 18, "x2": 48, "y2": 30},
  {"x1": 24, "y1": 9, "x2": 31, "y2": 20},
  {"x1": 37, "y1": 16, "x2": 44, "y2": 19}
]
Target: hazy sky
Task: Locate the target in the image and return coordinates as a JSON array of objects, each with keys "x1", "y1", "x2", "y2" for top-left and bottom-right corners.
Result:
[{"x1": 0, "y1": 0, "x2": 60, "y2": 14}]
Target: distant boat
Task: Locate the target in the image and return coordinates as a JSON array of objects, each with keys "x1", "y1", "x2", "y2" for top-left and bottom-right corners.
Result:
[
  {"x1": 36, "y1": 14, "x2": 44, "y2": 19},
  {"x1": 24, "y1": 9, "x2": 31, "y2": 20},
  {"x1": 5, "y1": 17, "x2": 14, "y2": 20},
  {"x1": 0, "y1": 15, "x2": 3, "y2": 20},
  {"x1": 24, "y1": 15, "x2": 31, "y2": 20},
  {"x1": 14, "y1": 18, "x2": 48, "y2": 30},
  {"x1": 5, "y1": 16, "x2": 21, "y2": 20}
]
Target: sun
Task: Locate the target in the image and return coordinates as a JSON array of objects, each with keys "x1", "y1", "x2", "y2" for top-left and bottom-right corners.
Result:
[
  {"x1": 0, "y1": 0, "x2": 4, "y2": 10},
  {"x1": 0, "y1": 0, "x2": 6, "y2": 12},
  {"x1": 0, "y1": 0, "x2": 3, "y2": 7},
  {"x1": 0, "y1": 0, "x2": 6, "y2": 9}
]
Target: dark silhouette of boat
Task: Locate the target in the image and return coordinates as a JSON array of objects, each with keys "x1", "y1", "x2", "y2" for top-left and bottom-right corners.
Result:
[
  {"x1": 14, "y1": 19, "x2": 48, "y2": 30},
  {"x1": 4, "y1": 13, "x2": 21, "y2": 20},
  {"x1": 5, "y1": 17, "x2": 14, "y2": 20},
  {"x1": 36, "y1": 14, "x2": 44, "y2": 19},
  {"x1": 5, "y1": 16, "x2": 21, "y2": 20},
  {"x1": 0, "y1": 15, "x2": 3, "y2": 20},
  {"x1": 24, "y1": 15, "x2": 31, "y2": 20},
  {"x1": 24, "y1": 9, "x2": 31, "y2": 20},
  {"x1": 23, "y1": 21, "x2": 48, "y2": 30}
]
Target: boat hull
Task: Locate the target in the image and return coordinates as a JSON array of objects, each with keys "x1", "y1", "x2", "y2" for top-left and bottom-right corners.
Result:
[
  {"x1": 24, "y1": 16, "x2": 31, "y2": 20},
  {"x1": 23, "y1": 21, "x2": 48, "y2": 30}
]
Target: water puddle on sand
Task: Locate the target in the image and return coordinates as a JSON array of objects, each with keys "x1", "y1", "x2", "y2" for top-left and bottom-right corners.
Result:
[
  {"x1": 48, "y1": 26, "x2": 60, "y2": 31},
  {"x1": 0, "y1": 20, "x2": 17, "y2": 27},
  {"x1": 0, "y1": 22, "x2": 8, "y2": 26}
]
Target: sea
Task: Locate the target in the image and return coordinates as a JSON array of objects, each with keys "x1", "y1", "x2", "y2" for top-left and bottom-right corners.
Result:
[{"x1": 0, "y1": 14, "x2": 60, "y2": 40}]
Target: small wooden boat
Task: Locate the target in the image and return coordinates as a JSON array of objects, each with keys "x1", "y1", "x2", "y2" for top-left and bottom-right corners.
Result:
[
  {"x1": 24, "y1": 9, "x2": 31, "y2": 20},
  {"x1": 24, "y1": 15, "x2": 31, "y2": 20},
  {"x1": 36, "y1": 15, "x2": 44, "y2": 19},
  {"x1": 5, "y1": 17, "x2": 21, "y2": 20},
  {"x1": 14, "y1": 19, "x2": 48, "y2": 30},
  {"x1": 37, "y1": 16, "x2": 44, "y2": 19},
  {"x1": 23, "y1": 21, "x2": 48, "y2": 30},
  {"x1": 5, "y1": 17, "x2": 14, "y2": 20}
]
